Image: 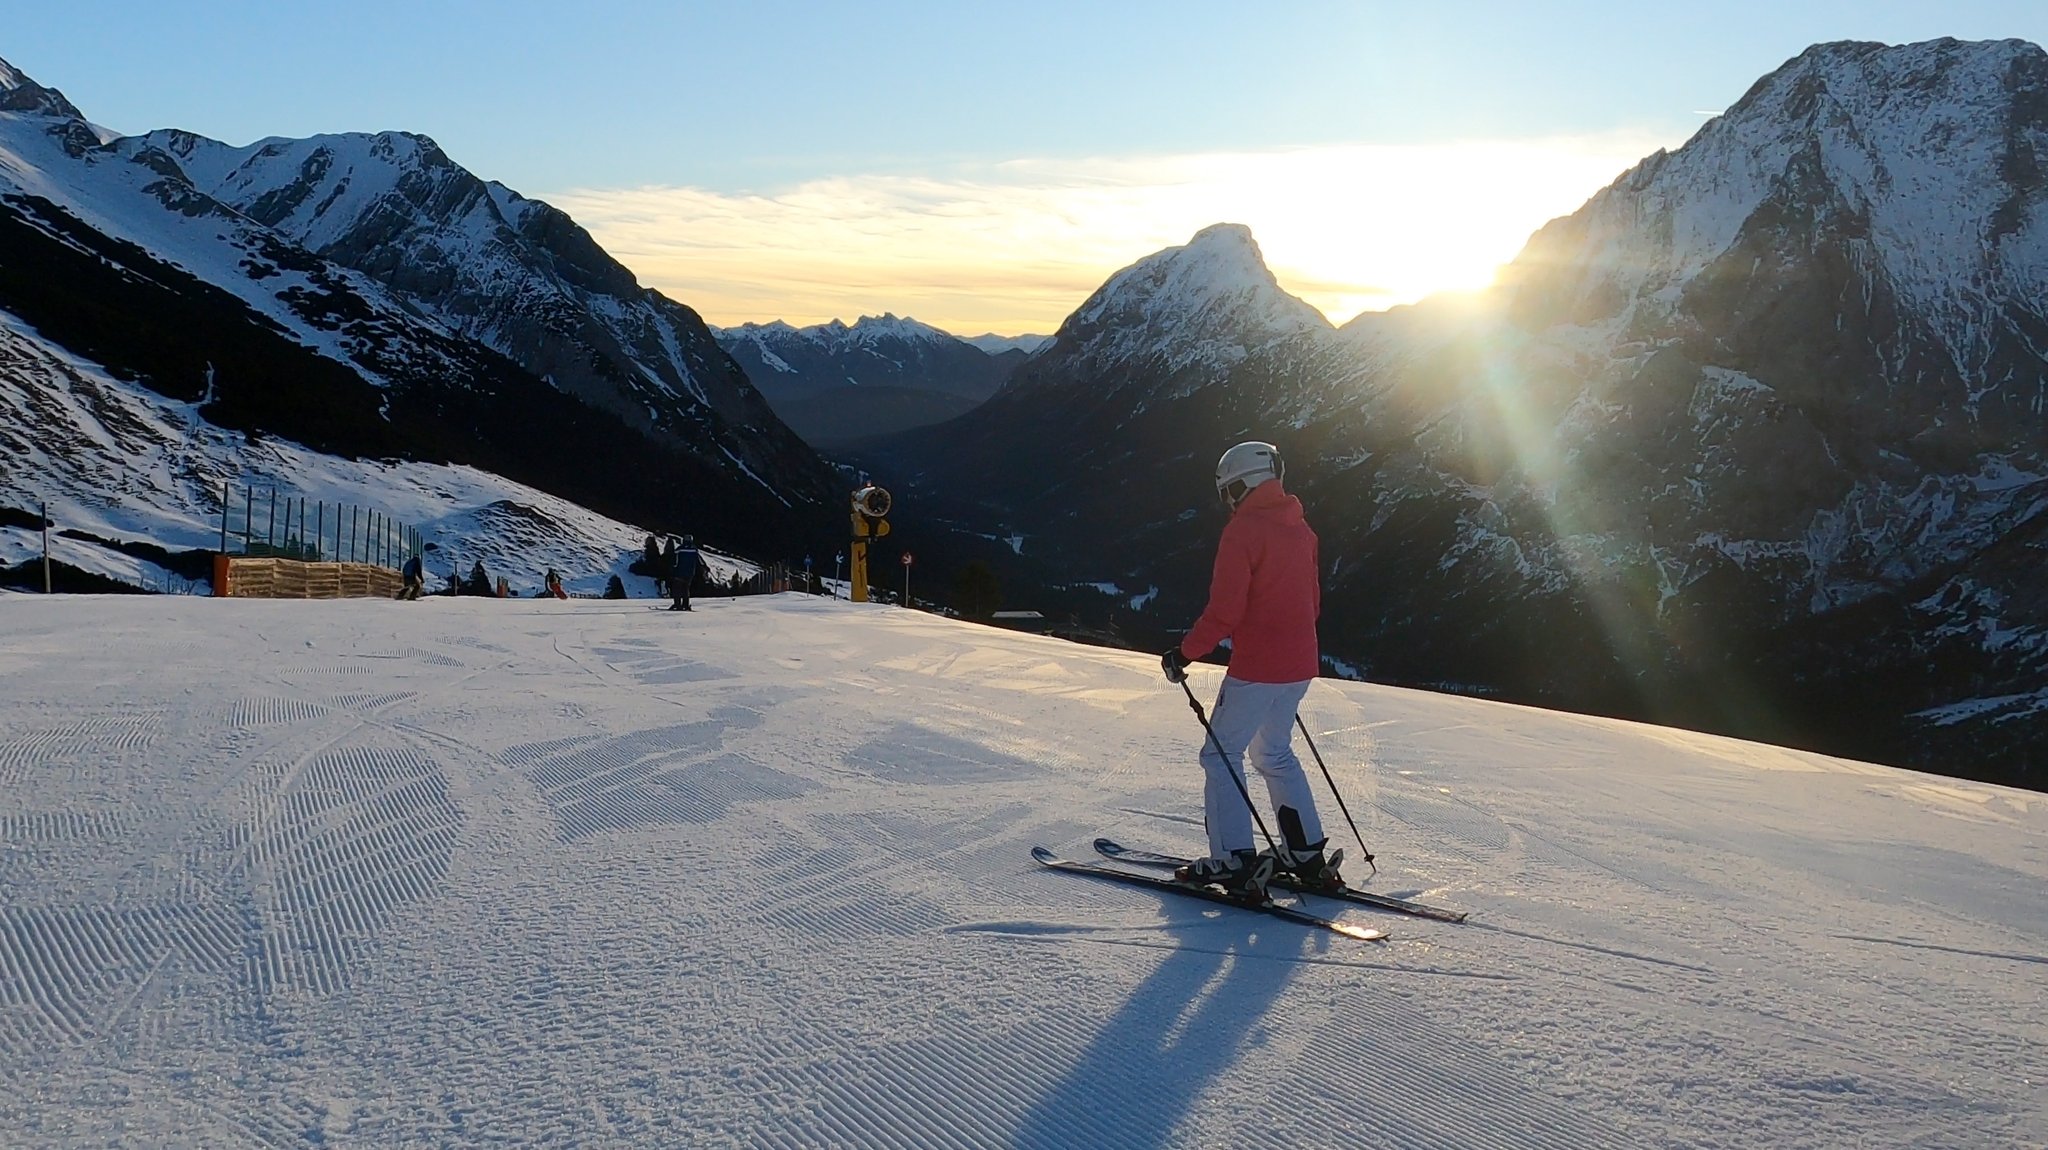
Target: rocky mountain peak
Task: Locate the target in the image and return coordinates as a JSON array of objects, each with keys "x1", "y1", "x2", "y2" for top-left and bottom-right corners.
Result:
[
  {"x1": 0, "y1": 56, "x2": 84, "y2": 120},
  {"x1": 777, "y1": 314, "x2": 945, "y2": 352},
  {"x1": 844, "y1": 313, "x2": 949, "y2": 346},
  {"x1": 962, "y1": 332, "x2": 1051, "y2": 355},
  {"x1": 1737, "y1": 37, "x2": 2044, "y2": 114},
  {"x1": 723, "y1": 314, "x2": 951, "y2": 354},
  {"x1": 1503, "y1": 38, "x2": 2048, "y2": 378},
  {"x1": 1026, "y1": 223, "x2": 1328, "y2": 387},
  {"x1": 1075, "y1": 223, "x2": 1298, "y2": 323}
]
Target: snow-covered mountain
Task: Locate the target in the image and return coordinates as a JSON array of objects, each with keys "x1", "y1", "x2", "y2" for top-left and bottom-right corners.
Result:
[
  {"x1": 963, "y1": 331, "x2": 1052, "y2": 355},
  {"x1": 0, "y1": 55, "x2": 835, "y2": 563},
  {"x1": 1009, "y1": 222, "x2": 1330, "y2": 396},
  {"x1": 718, "y1": 313, "x2": 1022, "y2": 403},
  {"x1": 1506, "y1": 37, "x2": 2048, "y2": 387},
  {"x1": 858, "y1": 40, "x2": 2048, "y2": 788},
  {"x1": 0, "y1": 308, "x2": 754, "y2": 596},
  {"x1": 139, "y1": 128, "x2": 795, "y2": 451},
  {"x1": 714, "y1": 314, "x2": 1031, "y2": 446},
  {"x1": 1308, "y1": 37, "x2": 2048, "y2": 779},
  {"x1": 4, "y1": 592, "x2": 2043, "y2": 1146}
]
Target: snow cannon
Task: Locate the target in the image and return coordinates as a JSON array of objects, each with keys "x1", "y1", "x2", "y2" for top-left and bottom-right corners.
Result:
[{"x1": 849, "y1": 485, "x2": 892, "y2": 603}]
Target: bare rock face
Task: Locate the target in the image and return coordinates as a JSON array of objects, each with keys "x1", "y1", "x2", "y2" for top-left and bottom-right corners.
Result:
[{"x1": 0, "y1": 57, "x2": 82, "y2": 118}]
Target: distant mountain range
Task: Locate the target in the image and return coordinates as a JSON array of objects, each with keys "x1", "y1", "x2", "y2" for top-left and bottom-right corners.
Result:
[
  {"x1": 962, "y1": 332, "x2": 1053, "y2": 356},
  {"x1": 857, "y1": 38, "x2": 2048, "y2": 788},
  {"x1": 0, "y1": 54, "x2": 836, "y2": 576},
  {"x1": 714, "y1": 315, "x2": 1047, "y2": 447}
]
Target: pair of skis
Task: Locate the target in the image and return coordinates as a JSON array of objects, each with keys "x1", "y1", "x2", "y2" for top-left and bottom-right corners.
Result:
[
  {"x1": 1094, "y1": 839, "x2": 1467, "y2": 923},
  {"x1": 1032, "y1": 838, "x2": 1467, "y2": 944}
]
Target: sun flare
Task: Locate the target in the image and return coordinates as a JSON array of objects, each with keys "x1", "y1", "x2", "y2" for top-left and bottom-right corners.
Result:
[{"x1": 550, "y1": 134, "x2": 1681, "y2": 334}]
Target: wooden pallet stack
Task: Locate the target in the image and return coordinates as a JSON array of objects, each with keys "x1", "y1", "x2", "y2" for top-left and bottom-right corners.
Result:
[{"x1": 213, "y1": 557, "x2": 403, "y2": 599}]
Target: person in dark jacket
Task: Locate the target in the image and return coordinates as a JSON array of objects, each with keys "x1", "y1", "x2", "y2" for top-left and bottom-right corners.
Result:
[
  {"x1": 644, "y1": 534, "x2": 665, "y2": 596},
  {"x1": 667, "y1": 535, "x2": 700, "y2": 611},
  {"x1": 398, "y1": 554, "x2": 424, "y2": 600}
]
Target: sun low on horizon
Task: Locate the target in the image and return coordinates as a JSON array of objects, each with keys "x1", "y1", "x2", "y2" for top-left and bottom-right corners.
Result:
[{"x1": 548, "y1": 133, "x2": 1684, "y2": 337}]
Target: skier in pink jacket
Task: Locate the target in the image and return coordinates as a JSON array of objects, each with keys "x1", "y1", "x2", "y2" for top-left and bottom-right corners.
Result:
[{"x1": 1161, "y1": 441, "x2": 1343, "y2": 898}]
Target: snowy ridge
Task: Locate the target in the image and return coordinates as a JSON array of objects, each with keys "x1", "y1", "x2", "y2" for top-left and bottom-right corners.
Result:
[
  {"x1": 1437, "y1": 40, "x2": 2048, "y2": 611},
  {"x1": 1510, "y1": 38, "x2": 2048, "y2": 381},
  {"x1": 137, "y1": 125, "x2": 790, "y2": 442},
  {"x1": 141, "y1": 131, "x2": 432, "y2": 255},
  {"x1": 0, "y1": 307, "x2": 752, "y2": 595},
  {"x1": 719, "y1": 313, "x2": 958, "y2": 357},
  {"x1": 1293, "y1": 40, "x2": 2048, "y2": 635},
  {"x1": 1057, "y1": 223, "x2": 1330, "y2": 381},
  {"x1": 964, "y1": 331, "x2": 1052, "y2": 355},
  {"x1": 0, "y1": 57, "x2": 82, "y2": 120},
  {"x1": 0, "y1": 99, "x2": 466, "y2": 387},
  {"x1": 714, "y1": 313, "x2": 1026, "y2": 442}
]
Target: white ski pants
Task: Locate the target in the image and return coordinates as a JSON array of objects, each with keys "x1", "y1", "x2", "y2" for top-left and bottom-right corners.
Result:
[{"x1": 1198, "y1": 676, "x2": 1325, "y2": 858}]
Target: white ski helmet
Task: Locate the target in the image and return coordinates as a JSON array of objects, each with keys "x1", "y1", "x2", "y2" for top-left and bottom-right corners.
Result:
[{"x1": 1215, "y1": 441, "x2": 1283, "y2": 509}]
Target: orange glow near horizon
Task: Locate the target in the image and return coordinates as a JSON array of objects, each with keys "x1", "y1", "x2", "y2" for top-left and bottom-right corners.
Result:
[{"x1": 548, "y1": 134, "x2": 1682, "y2": 336}]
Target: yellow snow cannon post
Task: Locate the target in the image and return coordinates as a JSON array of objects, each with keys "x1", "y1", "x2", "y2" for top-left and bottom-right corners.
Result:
[{"x1": 849, "y1": 484, "x2": 892, "y2": 603}]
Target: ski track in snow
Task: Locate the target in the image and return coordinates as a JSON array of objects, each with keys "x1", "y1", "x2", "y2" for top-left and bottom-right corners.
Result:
[{"x1": 0, "y1": 594, "x2": 2043, "y2": 1148}]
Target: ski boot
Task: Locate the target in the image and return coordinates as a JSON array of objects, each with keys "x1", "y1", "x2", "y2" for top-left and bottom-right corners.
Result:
[
  {"x1": 1174, "y1": 849, "x2": 1274, "y2": 903},
  {"x1": 1267, "y1": 838, "x2": 1346, "y2": 893}
]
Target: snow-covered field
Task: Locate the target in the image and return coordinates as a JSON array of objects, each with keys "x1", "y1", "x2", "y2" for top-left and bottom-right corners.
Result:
[{"x1": 1, "y1": 594, "x2": 2042, "y2": 1148}]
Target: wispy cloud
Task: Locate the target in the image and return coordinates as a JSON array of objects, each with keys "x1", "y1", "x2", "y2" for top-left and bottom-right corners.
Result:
[{"x1": 546, "y1": 133, "x2": 1681, "y2": 335}]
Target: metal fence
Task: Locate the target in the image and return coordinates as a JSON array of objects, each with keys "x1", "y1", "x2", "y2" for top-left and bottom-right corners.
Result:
[{"x1": 218, "y1": 484, "x2": 420, "y2": 568}]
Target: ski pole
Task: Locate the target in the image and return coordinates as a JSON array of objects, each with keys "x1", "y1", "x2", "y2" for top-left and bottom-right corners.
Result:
[
  {"x1": 1295, "y1": 714, "x2": 1377, "y2": 881},
  {"x1": 1180, "y1": 678, "x2": 1280, "y2": 856}
]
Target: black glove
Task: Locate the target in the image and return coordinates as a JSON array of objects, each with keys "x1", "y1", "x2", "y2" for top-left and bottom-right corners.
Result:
[{"x1": 1161, "y1": 648, "x2": 1191, "y2": 684}]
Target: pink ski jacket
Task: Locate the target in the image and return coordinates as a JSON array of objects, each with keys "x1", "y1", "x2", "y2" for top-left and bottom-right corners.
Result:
[{"x1": 1178, "y1": 480, "x2": 1321, "y2": 683}]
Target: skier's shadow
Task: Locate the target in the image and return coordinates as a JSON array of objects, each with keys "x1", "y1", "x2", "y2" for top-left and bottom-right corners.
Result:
[{"x1": 1014, "y1": 921, "x2": 1305, "y2": 1149}]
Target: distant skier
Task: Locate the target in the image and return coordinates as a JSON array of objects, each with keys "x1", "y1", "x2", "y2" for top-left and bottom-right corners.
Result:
[
  {"x1": 666, "y1": 535, "x2": 700, "y2": 611},
  {"x1": 545, "y1": 568, "x2": 567, "y2": 599},
  {"x1": 644, "y1": 534, "x2": 665, "y2": 596},
  {"x1": 397, "y1": 553, "x2": 424, "y2": 600},
  {"x1": 1159, "y1": 441, "x2": 1342, "y2": 898}
]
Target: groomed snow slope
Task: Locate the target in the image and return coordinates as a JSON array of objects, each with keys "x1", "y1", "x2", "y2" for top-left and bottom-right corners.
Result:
[{"x1": 0, "y1": 594, "x2": 2042, "y2": 1148}]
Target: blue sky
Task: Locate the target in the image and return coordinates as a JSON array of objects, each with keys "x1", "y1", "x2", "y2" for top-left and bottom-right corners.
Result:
[{"x1": 9, "y1": 2, "x2": 2047, "y2": 331}]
